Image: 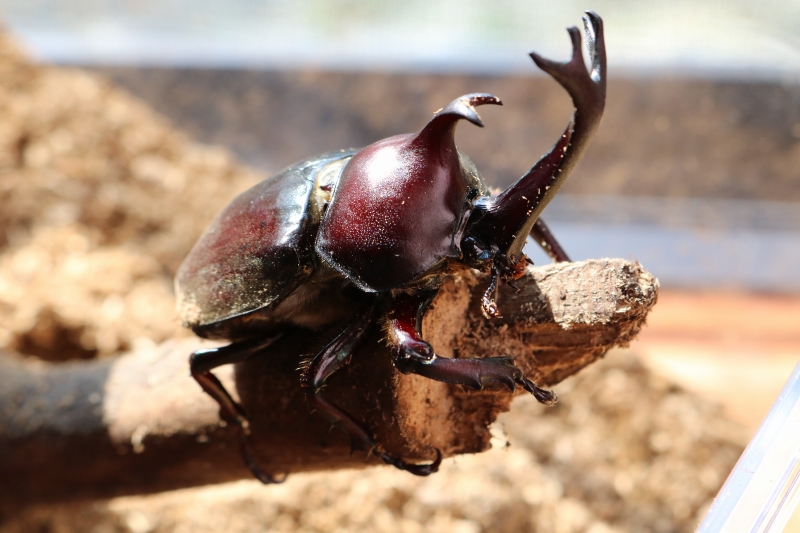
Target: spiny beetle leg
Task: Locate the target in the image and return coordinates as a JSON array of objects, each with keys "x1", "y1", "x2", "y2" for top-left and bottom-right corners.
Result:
[
  {"x1": 300, "y1": 302, "x2": 376, "y2": 390},
  {"x1": 388, "y1": 290, "x2": 557, "y2": 407},
  {"x1": 189, "y1": 334, "x2": 281, "y2": 431},
  {"x1": 192, "y1": 370, "x2": 249, "y2": 430},
  {"x1": 310, "y1": 393, "x2": 440, "y2": 476},
  {"x1": 308, "y1": 393, "x2": 379, "y2": 456},
  {"x1": 299, "y1": 307, "x2": 375, "y2": 455},
  {"x1": 394, "y1": 354, "x2": 556, "y2": 407},
  {"x1": 301, "y1": 301, "x2": 441, "y2": 476},
  {"x1": 190, "y1": 335, "x2": 281, "y2": 373}
]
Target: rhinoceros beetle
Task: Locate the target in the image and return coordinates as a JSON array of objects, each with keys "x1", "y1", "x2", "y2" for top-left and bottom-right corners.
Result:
[{"x1": 176, "y1": 12, "x2": 606, "y2": 482}]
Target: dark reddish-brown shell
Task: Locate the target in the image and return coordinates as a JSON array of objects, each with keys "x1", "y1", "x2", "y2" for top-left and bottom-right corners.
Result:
[
  {"x1": 315, "y1": 94, "x2": 495, "y2": 292},
  {"x1": 176, "y1": 150, "x2": 354, "y2": 327}
]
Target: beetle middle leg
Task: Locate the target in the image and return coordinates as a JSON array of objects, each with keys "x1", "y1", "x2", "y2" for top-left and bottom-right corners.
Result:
[
  {"x1": 388, "y1": 290, "x2": 557, "y2": 406},
  {"x1": 531, "y1": 218, "x2": 570, "y2": 263},
  {"x1": 300, "y1": 300, "x2": 442, "y2": 476}
]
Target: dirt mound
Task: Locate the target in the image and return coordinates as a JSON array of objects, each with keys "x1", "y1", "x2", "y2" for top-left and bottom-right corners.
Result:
[{"x1": 0, "y1": 36, "x2": 260, "y2": 360}]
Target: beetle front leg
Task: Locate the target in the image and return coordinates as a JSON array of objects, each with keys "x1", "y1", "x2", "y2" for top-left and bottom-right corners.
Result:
[
  {"x1": 388, "y1": 291, "x2": 557, "y2": 406},
  {"x1": 300, "y1": 300, "x2": 441, "y2": 477},
  {"x1": 395, "y1": 356, "x2": 556, "y2": 405}
]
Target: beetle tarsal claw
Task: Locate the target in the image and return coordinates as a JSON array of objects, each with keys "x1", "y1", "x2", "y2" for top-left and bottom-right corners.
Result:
[
  {"x1": 378, "y1": 448, "x2": 442, "y2": 477},
  {"x1": 238, "y1": 432, "x2": 287, "y2": 484},
  {"x1": 519, "y1": 376, "x2": 558, "y2": 406}
]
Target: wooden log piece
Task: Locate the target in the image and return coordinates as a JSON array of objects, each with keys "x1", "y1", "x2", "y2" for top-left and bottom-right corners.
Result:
[{"x1": 0, "y1": 258, "x2": 658, "y2": 506}]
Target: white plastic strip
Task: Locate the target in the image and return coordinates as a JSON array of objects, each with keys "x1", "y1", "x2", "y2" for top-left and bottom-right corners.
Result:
[{"x1": 698, "y1": 361, "x2": 800, "y2": 533}]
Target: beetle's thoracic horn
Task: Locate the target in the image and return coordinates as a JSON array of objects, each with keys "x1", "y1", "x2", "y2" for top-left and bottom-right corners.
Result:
[{"x1": 417, "y1": 93, "x2": 502, "y2": 138}]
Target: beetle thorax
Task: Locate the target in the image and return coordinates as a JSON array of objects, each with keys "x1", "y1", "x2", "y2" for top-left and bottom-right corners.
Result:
[{"x1": 316, "y1": 133, "x2": 477, "y2": 292}]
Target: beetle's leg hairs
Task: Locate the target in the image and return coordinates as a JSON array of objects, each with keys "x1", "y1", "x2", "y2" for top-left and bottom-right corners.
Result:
[
  {"x1": 300, "y1": 300, "x2": 442, "y2": 477},
  {"x1": 389, "y1": 290, "x2": 557, "y2": 406},
  {"x1": 189, "y1": 334, "x2": 286, "y2": 484}
]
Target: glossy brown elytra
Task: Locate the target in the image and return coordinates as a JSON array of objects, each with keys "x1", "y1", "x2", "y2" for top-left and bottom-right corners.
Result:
[{"x1": 176, "y1": 12, "x2": 607, "y2": 482}]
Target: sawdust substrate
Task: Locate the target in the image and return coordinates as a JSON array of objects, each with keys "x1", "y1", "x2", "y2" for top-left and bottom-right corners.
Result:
[{"x1": 0, "y1": 36, "x2": 259, "y2": 360}]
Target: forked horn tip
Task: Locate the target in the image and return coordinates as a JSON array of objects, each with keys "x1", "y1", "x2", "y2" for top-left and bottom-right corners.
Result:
[
  {"x1": 583, "y1": 11, "x2": 603, "y2": 30},
  {"x1": 431, "y1": 92, "x2": 502, "y2": 128}
]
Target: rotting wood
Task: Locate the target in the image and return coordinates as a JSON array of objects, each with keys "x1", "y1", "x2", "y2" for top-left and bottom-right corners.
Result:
[{"x1": 0, "y1": 258, "x2": 657, "y2": 506}]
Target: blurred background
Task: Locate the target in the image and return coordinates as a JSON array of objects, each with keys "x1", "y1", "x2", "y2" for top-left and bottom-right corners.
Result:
[{"x1": 0, "y1": 1, "x2": 798, "y2": 532}]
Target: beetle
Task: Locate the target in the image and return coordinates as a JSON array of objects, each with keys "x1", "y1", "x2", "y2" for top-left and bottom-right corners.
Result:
[{"x1": 176, "y1": 12, "x2": 606, "y2": 482}]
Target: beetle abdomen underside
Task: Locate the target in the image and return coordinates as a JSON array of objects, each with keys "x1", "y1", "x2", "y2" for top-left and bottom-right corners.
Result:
[{"x1": 176, "y1": 151, "x2": 355, "y2": 327}]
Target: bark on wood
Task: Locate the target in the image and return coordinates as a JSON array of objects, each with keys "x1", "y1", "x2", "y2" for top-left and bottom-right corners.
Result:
[{"x1": 0, "y1": 258, "x2": 657, "y2": 506}]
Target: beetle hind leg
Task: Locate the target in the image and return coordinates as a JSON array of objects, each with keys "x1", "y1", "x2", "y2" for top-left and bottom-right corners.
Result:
[
  {"x1": 189, "y1": 335, "x2": 285, "y2": 483},
  {"x1": 190, "y1": 335, "x2": 281, "y2": 429},
  {"x1": 389, "y1": 291, "x2": 557, "y2": 406},
  {"x1": 301, "y1": 301, "x2": 441, "y2": 476}
]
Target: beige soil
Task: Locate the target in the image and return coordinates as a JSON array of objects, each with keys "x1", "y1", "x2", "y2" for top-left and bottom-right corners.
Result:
[
  {"x1": 0, "y1": 36, "x2": 260, "y2": 361},
  {"x1": 637, "y1": 290, "x2": 800, "y2": 430}
]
